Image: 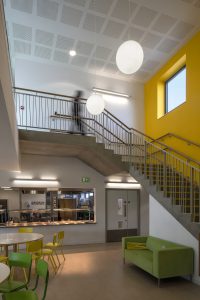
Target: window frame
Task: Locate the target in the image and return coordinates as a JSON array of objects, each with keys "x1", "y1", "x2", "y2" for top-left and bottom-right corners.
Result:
[{"x1": 165, "y1": 65, "x2": 186, "y2": 114}]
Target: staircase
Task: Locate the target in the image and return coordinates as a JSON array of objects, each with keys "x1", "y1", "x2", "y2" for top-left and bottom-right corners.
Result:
[{"x1": 14, "y1": 87, "x2": 200, "y2": 239}]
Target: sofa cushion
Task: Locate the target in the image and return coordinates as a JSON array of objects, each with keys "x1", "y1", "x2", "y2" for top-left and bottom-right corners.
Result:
[
  {"x1": 127, "y1": 242, "x2": 147, "y2": 250},
  {"x1": 146, "y1": 236, "x2": 182, "y2": 251},
  {"x1": 125, "y1": 249, "x2": 153, "y2": 274}
]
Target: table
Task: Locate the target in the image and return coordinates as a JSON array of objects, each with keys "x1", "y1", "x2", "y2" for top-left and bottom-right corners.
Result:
[
  {"x1": 0, "y1": 263, "x2": 10, "y2": 283},
  {"x1": 0, "y1": 233, "x2": 44, "y2": 256}
]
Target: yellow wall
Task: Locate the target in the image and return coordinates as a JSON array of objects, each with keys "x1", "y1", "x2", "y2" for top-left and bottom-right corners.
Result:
[{"x1": 144, "y1": 31, "x2": 200, "y2": 161}]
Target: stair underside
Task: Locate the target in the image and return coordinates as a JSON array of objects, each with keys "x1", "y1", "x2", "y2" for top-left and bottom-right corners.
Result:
[{"x1": 19, "y1": 130, "x2": 129, "y2": 176}]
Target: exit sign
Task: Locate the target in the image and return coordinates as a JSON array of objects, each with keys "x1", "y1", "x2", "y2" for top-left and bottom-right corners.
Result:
[{"x1": 81, "y1": 177, "x2": 90, "y2": 183}]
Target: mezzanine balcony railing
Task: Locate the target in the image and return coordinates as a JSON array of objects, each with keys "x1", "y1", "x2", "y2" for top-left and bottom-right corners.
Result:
[{"x1": 14, "y1": 87, "x2": 200, "y2": 223}]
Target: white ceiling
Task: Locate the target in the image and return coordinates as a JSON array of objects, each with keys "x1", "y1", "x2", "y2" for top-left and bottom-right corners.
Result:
[{"x1": 3, "y1": 0, "x2": 200, "y2": 87}]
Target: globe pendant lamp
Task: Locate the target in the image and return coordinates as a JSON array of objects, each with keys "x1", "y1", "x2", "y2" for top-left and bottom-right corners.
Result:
[
  {"x1": 116, "y1": 40, "x2": 144, "y2": 75},
  {"x1": 86, "y1": 93, "x2": 105, "y2": 115}
]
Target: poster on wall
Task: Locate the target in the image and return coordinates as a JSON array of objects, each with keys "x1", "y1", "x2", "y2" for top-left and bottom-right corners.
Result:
[
  {"x1": 21, "y1": 194, "x2": 46, "y2": 210},
  {"x1": 117, "y1": 198, "x2": 123, "y2": 215}
]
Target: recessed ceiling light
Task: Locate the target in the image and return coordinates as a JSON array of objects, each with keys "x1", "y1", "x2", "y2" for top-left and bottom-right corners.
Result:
[{"x1": 69, "y1": 50, "x2": 76, "y2": 57}]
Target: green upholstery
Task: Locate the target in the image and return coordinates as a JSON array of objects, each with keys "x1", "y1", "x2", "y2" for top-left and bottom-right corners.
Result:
[
  {"x1": 122, "y1": 236, "x2": 194, "y2": 280},
  {"x1": 2, "y1": 290, "x2": 38, "y2": 300},
  {"x1": 3, "y1": 259, "x2": 49, "y2": 300},
  {"x1": 0, "y1": 252, "x2": 32, "y2": 293}
]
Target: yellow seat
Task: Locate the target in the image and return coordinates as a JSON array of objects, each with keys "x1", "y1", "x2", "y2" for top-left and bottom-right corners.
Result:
[
  {"x1": 26, "y1": 239, "x2": 57, "y2": 273},
  {"x1": 18, "y1": 228, "x2": 33, "y2": 233},
  {"x1": 44, "y1": 233, "x2": 60, "y2": 266},
  {"x1": 0, "y1": 256, "x2": 7, "y2": 264},
  {"x1": 17, "y1": 227, "x2": 33, "y2": 253},
  {"x1": 57, "y1": 231, "x2": 65, "y2": 261}
]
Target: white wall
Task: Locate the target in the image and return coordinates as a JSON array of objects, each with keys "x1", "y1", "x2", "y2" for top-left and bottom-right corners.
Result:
[
  {"x1": 0, "y1": 2, "x2": 19, "y2": 171},
  {"x1": 0, "y1": 154, "x2": 106, "y2": 245},
  {"x1": 15, "y1": 59, "x2": 144, "y2": 130},
  {"x1": 140, "y1": 187, "x2": 149, "y2": 235},
  {"x1": 149, "y1": 195, "x2": 200, "y2": 285},
  {"x1": 0, "y1": 190, "x2": 20, "y2": 211}
]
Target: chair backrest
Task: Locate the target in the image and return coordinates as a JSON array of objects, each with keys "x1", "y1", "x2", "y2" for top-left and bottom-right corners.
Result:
[
  {"x1": 34, "y1": 259, "x2": 49, "y2": 300},
  {"x1": 52, "y1": 233, "x2": 57, "y2": 245},
  {"x1": 27, "y1": 239, "x2": 43, "y2": 253},
  {"x1": 58, "y1": 231, "x2": 64, "y2": 244},
  {"x1": 8, "y1": 252, "x2": 32, "y2": 283},
  {"x1": 18, "y1": 227, "x2": 33, "y2": 233}
]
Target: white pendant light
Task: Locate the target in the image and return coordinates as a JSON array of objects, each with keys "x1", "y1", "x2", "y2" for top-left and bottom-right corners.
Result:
[
  {"x1": 86, "y1": 93, "x2": 105, "y2": 115},
  {"x1": 116, "y1": 40, "x2": 144, "y2": 75}
]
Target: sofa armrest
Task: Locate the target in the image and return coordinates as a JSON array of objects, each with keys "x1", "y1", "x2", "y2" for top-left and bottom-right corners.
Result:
[
  {"x1": 122, "y1": 236, "x2": 148, "y2": 257},
  {"x1": 153, "y1": 247, "x2": 194, "y2": 279}
]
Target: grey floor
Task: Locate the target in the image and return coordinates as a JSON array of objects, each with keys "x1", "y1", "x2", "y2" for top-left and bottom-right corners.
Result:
[{"x1": 39, "y1": 242, "x2": 200, "y2": 300}]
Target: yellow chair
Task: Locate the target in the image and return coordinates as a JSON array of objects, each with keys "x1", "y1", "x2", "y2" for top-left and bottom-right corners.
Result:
[
  {"x1": 26, "y1": 239, "x2": 57, "y2": 274},
  {"x1": 44, "y1": 233, "x2": 60, "y2": 266},
  {"x1": 17, "y1": 227, "x2": 33, "y2": 252},
  {"x1": 0, "y1": 255, "x2": 7, "y2": 264},
  {"x1": 18, "y1": 228, "x2": 33, "y2": 233},
  {"x1": 57, "y1": 231, "x2": 65, "y2": 261}
]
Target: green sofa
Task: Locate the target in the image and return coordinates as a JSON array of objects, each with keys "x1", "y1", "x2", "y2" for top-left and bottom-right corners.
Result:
[{"x1": 122, "y1": 235, "x2": 194, "y2": 285}]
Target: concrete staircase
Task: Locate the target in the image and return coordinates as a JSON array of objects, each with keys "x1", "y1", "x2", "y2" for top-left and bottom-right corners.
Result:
[
  {"x1": 14, "y1": 88, "x2": 200, "y2": 240},
  {"x1": 19, "y1": 130, "x2": 129, "y2": 176},
  {"x1": 129, "y1": 161, "x2": 200, "y2": 239}
]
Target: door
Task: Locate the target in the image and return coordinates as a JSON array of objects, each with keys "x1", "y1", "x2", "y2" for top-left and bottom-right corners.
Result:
[{"x1": 106, "y1": 189, "x2": 139, "y2": 242}]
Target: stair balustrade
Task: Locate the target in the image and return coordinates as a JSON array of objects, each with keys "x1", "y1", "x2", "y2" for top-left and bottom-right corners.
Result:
[{"x1": 14, "y1": 87, "x2": 200, "y2": 225}]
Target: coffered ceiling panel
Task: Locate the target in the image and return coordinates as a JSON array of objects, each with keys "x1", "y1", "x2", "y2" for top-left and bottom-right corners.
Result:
[
  {"x1": 157, "y1": 38, "x2": 179, "y2": 53},
  {"x1": 13, "y1": 23, "x2": 32, "y2": 41},
  {"x1": 3, "y1": 0, "x2": 200, "y2": 87},
  {"x1": 111, "y1": 0, "x2": 137, "y2": 22},
  {"x1": 60, "y1": 5, "x2": 83, "y2": 27},
  {"x1": 55, "y1": 35, "x2": 75, "y2": 51},
  {"x1": 76, "y1": 40, "x2": 94, "y2": 56},
  {"x1": 103, "y1": 20, "x2": 126, "y2": 38},
  {"x1": 133, "y1": 6, "x2": 157, "y2": 28},
  {"x1": 88, "y1": 0, "x2": 114, "y2": 15},
  {"x1": 10, "y1": 0, "x2": 33, "y2": 14},
  {"x1": 35, "y1": 29, "x2": 54, "y2": 47},
  {"x1": 53, "y1": 49, "x2": 69, "y2": 63},
  {"x1": 14, "y1": 40, "x2": 31, "y2": 55},
  {"x1": 34, "y1": 45, "x2": 52, "y2": 59},
  {"x1": 169, "y1": 21, "x2": 194, "y2": 39},
  {"x1": 36, "y1": 0, "x2": 59, "y2": 21},
  {"x1": 82, "y1": 13, "x2": 105, "y2": 33},
  {"x1": 70, "y1": 55, "x2": 88, "y2": 67},
  {"x1": 152, "y1": 14, "x2": 177, "y2": 34},
  {"x1": 64, "y1": 0, "x2": 87, "y2": 7}
]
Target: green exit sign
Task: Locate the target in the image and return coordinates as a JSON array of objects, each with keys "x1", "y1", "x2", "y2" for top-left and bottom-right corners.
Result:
[{"x1": 81, "y1": 177, "x2": 90, "y2": 183}]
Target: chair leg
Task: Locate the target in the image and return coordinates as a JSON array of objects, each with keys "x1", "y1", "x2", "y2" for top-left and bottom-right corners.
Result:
[
  {"x1": 60, "y1": 248, "x2": 65, "y2": 261},
  {"x1": 49, "y1": 255, "x2": 57, "y2": 274},
  {"x1": 54, "y1": 250, "x2": 61, "y2": 266},
  {"x1": 23, "y1": 267, "x2": 28, "y2": 282}
]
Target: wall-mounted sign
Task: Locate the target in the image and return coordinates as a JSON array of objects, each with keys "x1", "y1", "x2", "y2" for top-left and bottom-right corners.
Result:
[
  {"x1": 21, "y1": 194, "x2": 46, "y2": 210},
  {"x1": 81, "y1": 177, "x2": 90, "y2": 183}
]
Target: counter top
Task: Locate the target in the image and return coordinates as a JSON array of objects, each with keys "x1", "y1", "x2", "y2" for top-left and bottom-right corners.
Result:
[{"x1": 0, "y1": 220, "x2": 96, "y2": 228}]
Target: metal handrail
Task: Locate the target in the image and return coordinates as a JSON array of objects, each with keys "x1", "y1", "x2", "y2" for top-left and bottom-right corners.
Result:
[
  {"x1": 14, "y1": 88, "x2": 200, "y2": 222},
  {"x1": 154, "y1": 132, "x2": 200, "y2": 150},
  {"x1": 14, "y1": 87, "x2": 200, "y2": 166}
]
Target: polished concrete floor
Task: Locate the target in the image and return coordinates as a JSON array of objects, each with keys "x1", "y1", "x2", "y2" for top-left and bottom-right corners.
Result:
[{"x1": 38, "y1": 243, "x2": 200, "y2": 300}]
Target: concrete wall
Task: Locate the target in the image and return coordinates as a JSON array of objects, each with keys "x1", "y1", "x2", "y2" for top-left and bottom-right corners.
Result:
[{"x1": 149, "y1": 195, "x2": 200, "y2": 285}]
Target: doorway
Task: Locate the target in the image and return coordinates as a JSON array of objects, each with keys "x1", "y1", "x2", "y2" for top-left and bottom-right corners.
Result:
[{"x1": 106, "y1": 189, "x2": 140, "y2": 242}]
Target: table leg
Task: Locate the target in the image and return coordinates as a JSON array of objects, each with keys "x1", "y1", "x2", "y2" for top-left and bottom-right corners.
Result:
[
  {"x1": 4, "y1": 245, "x2": 8, "y2": 257},
  {"x1": 13, "y1": 244, "x2": 18, "y2": 253}
]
